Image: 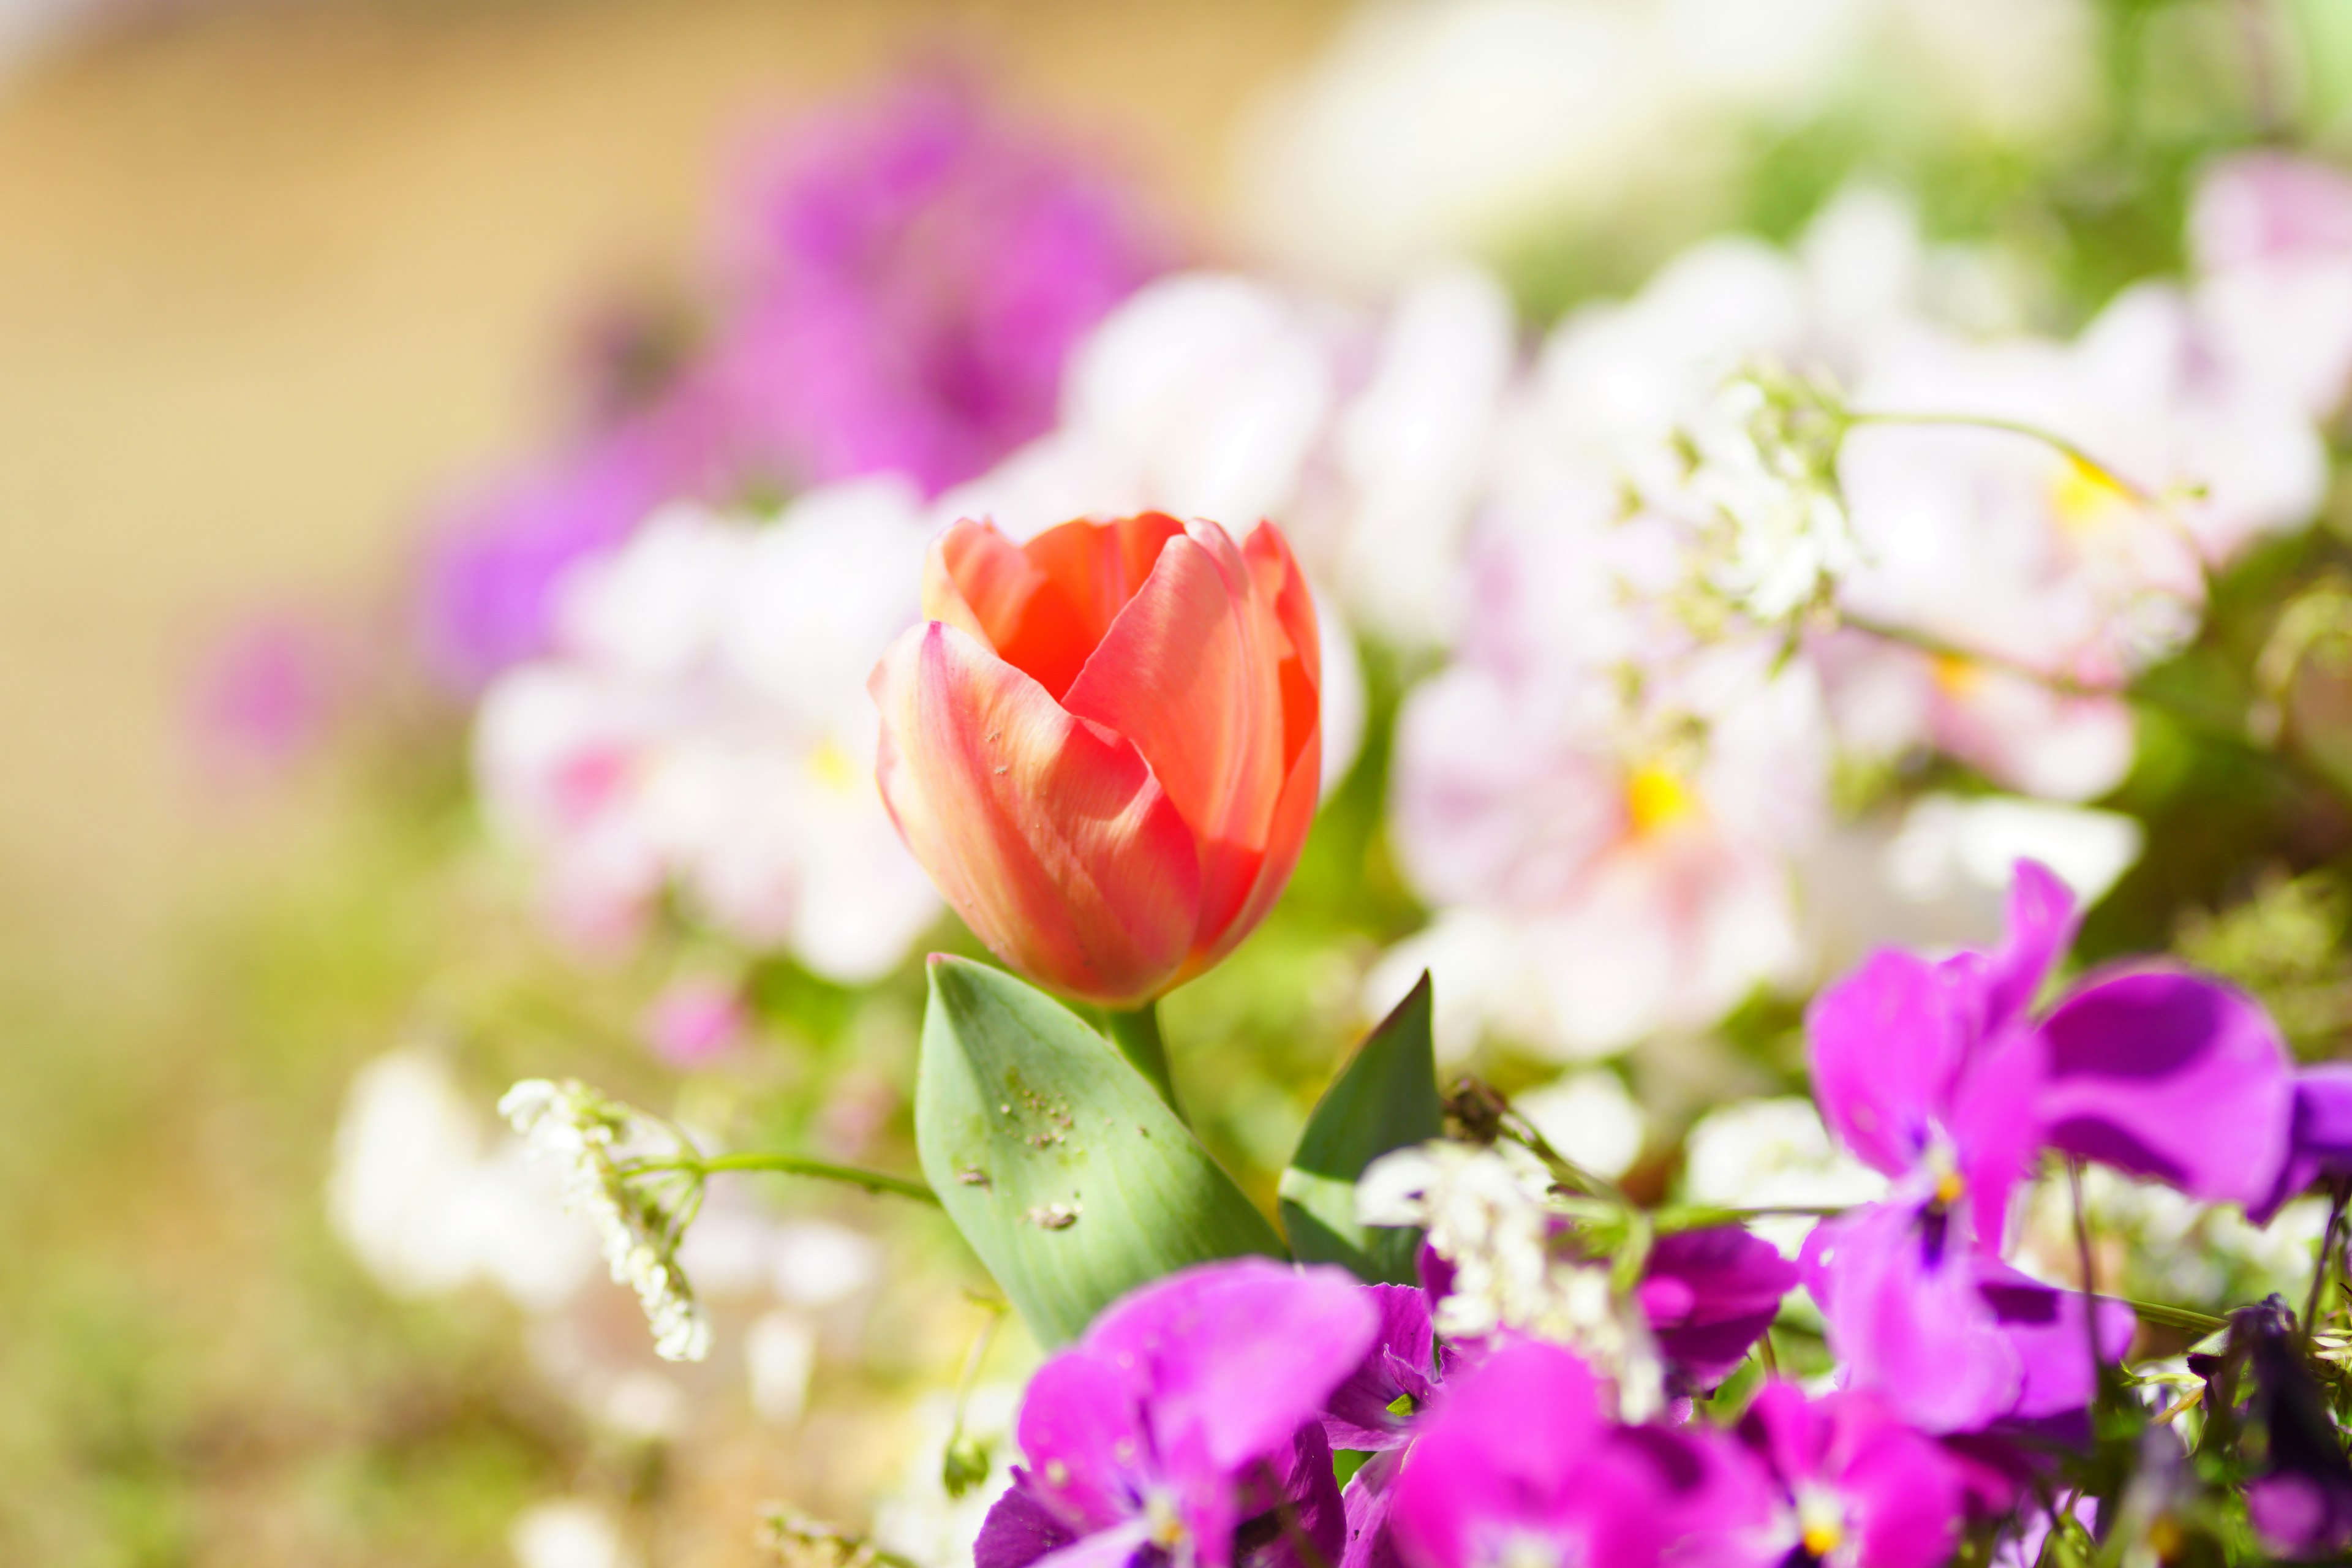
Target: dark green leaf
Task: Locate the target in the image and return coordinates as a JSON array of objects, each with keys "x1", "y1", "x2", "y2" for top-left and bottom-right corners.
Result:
[
  {"x1": 914, "y1": 956, "x2": 1287, "y2": 1346},
  {"x1": 1278, "y1": 971, "x2": 1442, "y2": 1283}
]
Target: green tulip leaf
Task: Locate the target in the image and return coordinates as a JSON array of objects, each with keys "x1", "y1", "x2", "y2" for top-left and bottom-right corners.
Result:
[
  {"x1": 914, "y1": 956, "x2": 1288, "y2": 1346},
  {"x1": 1278, "y1": 971, "x2": 1442, "y2": 1284}
]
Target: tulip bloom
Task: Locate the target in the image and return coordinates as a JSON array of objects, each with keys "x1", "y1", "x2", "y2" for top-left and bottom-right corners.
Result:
[{"x1": 871, "y1": 512, "x2": 1322, "y2": 1007}]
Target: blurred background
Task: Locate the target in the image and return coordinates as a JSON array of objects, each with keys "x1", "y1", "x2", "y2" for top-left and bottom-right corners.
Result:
[
  {"x1": 7, "y1": 0, "x2": 2352, "y2": 1563},
  {"x1": 0, "y1": 4, "x2": 1348, "y2": 1562}
]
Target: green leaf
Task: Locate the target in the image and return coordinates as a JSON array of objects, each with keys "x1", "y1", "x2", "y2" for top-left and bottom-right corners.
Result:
[
  {"x1": 1278, "y1": 971, "x2": 1443, "y2": 1284},
  {"x1": 914, "y1": 956, "x2": 1288, "y2": 1347}
]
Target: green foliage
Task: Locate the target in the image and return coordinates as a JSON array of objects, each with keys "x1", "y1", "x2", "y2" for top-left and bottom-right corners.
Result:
[
  {"x1": 914, "y1": 957, "x2": 1287, "y2": 1347},
  {"x1": 1278, "y1": 973, "x2": 1444, "y2": 1284}
]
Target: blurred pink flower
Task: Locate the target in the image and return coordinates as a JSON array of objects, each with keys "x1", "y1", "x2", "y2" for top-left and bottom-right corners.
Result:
[
  {"x1": 641, "y1": 975, "x2": 749, "y2": 1067},
  {"x1": 189, "y1": 611, "x2": 345, "y2": 781},
  {"x1": 2190, "y1": 150, "x2": 2352, "y2": 422}
]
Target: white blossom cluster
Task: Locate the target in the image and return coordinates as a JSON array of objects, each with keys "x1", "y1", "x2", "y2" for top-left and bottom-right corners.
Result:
[
  {"x1": 500, "y1": 1078, "x2": 712, "y2": 1363},
  {"x1": 1357, "y1": 1139, "x2": 1664, "y2": 1417}
]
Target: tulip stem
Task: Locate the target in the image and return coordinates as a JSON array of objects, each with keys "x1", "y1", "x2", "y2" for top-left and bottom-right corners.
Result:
[{"x1": 1104, "y1": 1002, "x2": 1182, "y2": 1118}]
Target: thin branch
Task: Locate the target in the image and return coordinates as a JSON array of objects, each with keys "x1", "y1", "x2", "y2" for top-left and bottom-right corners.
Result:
[{"x1": 624, "y1": 1150, "x2": 940, "y2": 1205}]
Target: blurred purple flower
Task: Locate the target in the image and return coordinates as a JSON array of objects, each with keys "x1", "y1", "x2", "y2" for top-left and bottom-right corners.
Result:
[
  {"x1": 1387, "y1": 1340, "x2": 1772, "y2": 1568},
  {"x1": 976, "y1": 1259, "x2": 1375, "y2": 1568},
  {"x1": 417, "y1": 69, "x2": 1164, "y2": 691},
  {"x1": 1635, "y1": 1226, "x2": 1797, "y2": 1393},
  {"x1": 1736, "y1": 1382, "x2": 1971, "y2": 1568},
  {"x1": 1801, "y1": 1202, "x2": 2136, "y2": 1436},
  {"x1": 2252, "y1": 1066, "x2": 2352, "y2": 1224},
  {"x1": 1322, "y1": 1283, "x2": 1446, "y2": 1453},
  {"x1": 699, "y1": 69, "x2": 1167, "y2": 497},
  {"x1": 1804, "y1": 858, "x2": 2294, "y2": 1430},
  {"x1": 417, "y1": 412, "x2": 720, "y2": 689},
  {"x1": 1813, "y1": 859, "x2": 2293, "y2": 1234}
]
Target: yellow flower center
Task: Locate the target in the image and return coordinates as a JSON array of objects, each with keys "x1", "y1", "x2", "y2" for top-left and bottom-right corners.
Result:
[
  {"x1": 2049, "y1": 454, "x2": 2132, "y2": 535},
  {"x1": 1626, "y1": 764, "x2": 1700, "y2": 839},
  {"x1": 1929, "y1": 652, "x2": 1981, "y2": 698},
  {"x1": 1934, "y1": 1168, "x2": 1968, "y2": 1207},
  {"x1": 1798, "y1": 1488, "x2": 1847, "y2": 1560},
  {"x1": 805, "y1": 736, "x2": 861, "y2": 796},
  {"x1": 1143, "y1": 1492, "x2": 1188, "y2": 1550}
]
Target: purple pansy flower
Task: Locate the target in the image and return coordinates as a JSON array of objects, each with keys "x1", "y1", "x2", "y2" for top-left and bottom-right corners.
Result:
[
  {"x1": 1323, "y1": 1284, "x2": 1449, "y2": 1453},
  {"x1": 976, "y1": 1259, "x2": 1377, "y2": 1568},
  {"x1": 1803, "y1": 859, "x2": 2293, "y2": 1431},
  {"x1": 1637, "y1": 1227, "x2": 1799, "y2": 1393},
  {"x1": 1386, "y1": 1340, "x2": 1773, "y2": 1568},
  {"x1": 1802, "y1": 1201, "x2": 2138, "y2": 1434},
  {"x1": 1736, "y1": 1382, "x2": 1971, "y2": 1568},
  {"x1": 2250, "y1": 1065, "x2": 2352, "y2": 1224}
]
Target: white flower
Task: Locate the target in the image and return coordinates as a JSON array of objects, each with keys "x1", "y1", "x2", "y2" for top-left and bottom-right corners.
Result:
[
  {"x1": 327, "y1": 1049, "x2": 597, "y2": 1310},
  {"x1": 473, "y1": 484, "x2": 942, "y2": 979},
  {"x1": 869, "y1": 1382, "x2": 1024, "y2": 1568},
  {"x1": 1512, "y1": 1070, "x2": 1647, "y2": 1180},
  {"x1": 510, "y1": 1498, "x2": 638, "y2": 1568},
  {"x1": 1681, "y1": 1097, "x2": 1887, "y2": 1257},
  {"x1": 1358, "y1": 1140, "x2": 1663, "y2": 1415},
  {"x1": 1687, "y1": 372, "x2": 1858, "y2": 623},
  {"x1": 501, "y1": 1079, "x2": 711, "y2": 1363}
]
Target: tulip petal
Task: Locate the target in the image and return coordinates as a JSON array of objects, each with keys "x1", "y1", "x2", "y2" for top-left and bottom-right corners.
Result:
[
  {"x1": 1064, "y1": 520, "x2": 1316, "y2": 954},
  {"x1": 872, "y1": 620, "x2": 1200, "y2": 1005},
  {"x1": 926, "y1": 515, "x2": 1186, "y2": 701}
]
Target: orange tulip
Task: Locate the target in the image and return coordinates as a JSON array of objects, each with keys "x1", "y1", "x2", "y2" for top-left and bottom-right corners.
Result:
[{"x1": 870, "y1": 512, "x2": 1322, "y2": 1008}]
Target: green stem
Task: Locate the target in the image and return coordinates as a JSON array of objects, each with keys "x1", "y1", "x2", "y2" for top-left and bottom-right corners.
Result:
[
  {"x1": 2125, "y1": 1298, "x2": 2228, "y2": 1337},
  {"x1": 628, "y1": 1151, "x2": 940, "y2": 1205},
  {"x1": 1104, "y1": 1000, "x2": 1182, "y2": 1115},
  {"x1": 2305, "y1": 1177, "x2": 2350, "y2": 1346},
  {"x1": 1649, "y1": 1203, "x2": 1851, "y2": 1233},
  {"x1": 1844, "y1": 409, "x2": 2157, "y2": 504}
]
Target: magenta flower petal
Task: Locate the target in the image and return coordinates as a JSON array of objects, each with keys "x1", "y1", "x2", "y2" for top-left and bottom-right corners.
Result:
[
  {"x1": 1637, "y1": 1227, "x2": 1797, "y2": 1390},
  {"x1": 1014, "y1": 1353, "x2": 1155, "y2": 1536},
  {"x1": 994, "y1": 1261, "x2": 1381, "y2": 1568},
  {"x1": 1739, "y1": 1384, "x2": 1966, "y2": 1568},
  {"x1": 976, "y1": 1487, "x2": 1081, "y2": 1568},
  {"x1": 1388, "y1": 1342, "x2": 1648, "y2": 1568},
  {"x1": 1973, "y1": 1262, "x2": 2137, "y2": 1423},
  {"x1": 2252, "y1": 1066, "x2": 2352, "y2": 1223},
  {"x1": 1803, "y1": 1206, "x2": 2023, "y2": 1434},
  {"x1": 1978, "y1": 859, "x2": 2078, "y2": 1036},
  {"x1": 1940, "y1": 1028, "x2": 2046, "y2": 1254},
  {"x1": 1086, "y1": 1259, "x2": 1378, "y2": 1478},
  {"x1": 1323, "y1": 1284, "x2": 1442, "y2": 1452},
  {"x1": 1809, "y1": 949, "x2": 1969, "y2": 1180},
  {"x1": 2033, "y1": 967, "x2": 2293, "y2": 1206},
  {"x1": 1340, "y1": 1452, "x2": 1404, "y2": 1568}
]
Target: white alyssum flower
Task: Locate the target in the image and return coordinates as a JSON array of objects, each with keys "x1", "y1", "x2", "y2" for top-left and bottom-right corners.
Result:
[
  {"x1": 501, "y1": 1079, "x2": 711, "y2": 1363},
  {"x1": 1358, "y1": 1140, "x2": 1662, "y2": 1417},
  {"x1": 1686, "y1": 371, "x2": 1858, "y2": 624}
]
